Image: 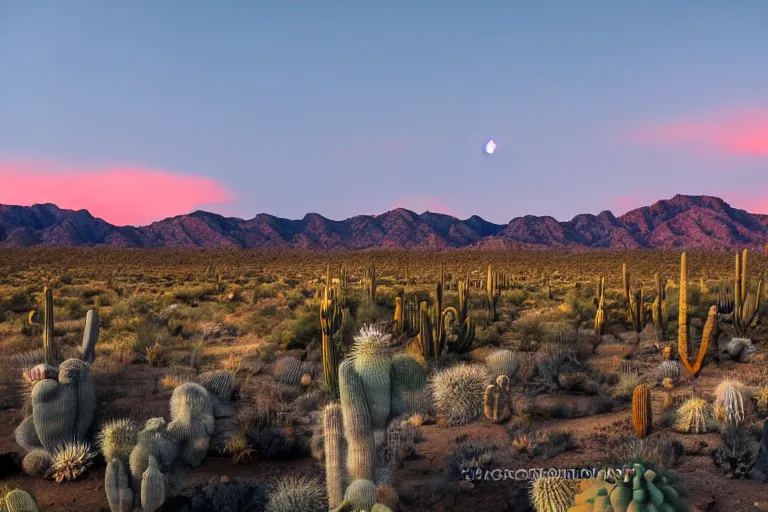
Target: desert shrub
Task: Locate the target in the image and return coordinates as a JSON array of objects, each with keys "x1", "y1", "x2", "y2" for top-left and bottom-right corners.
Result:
[
  {"x1": 612, "y1": 374, "x2": 640, "y2": 400},
  {"x1": 608, "y1": 433, "x2": 684, "y2": 469},
  {"x1": 446, "y1": 435, "x2": 497, "y2": 481},
  {"x1": 504, "y1": 289, "x2": 528, "y2": 307},
  {"x1": 513, "y1": 316, "x2": 544, "y2": 348},
  {"x1": 164, "y1": 480, "x2": 269, "y2": 512},
  {"x1": 538, "y1": 429, "x2": 573, "y2": 459},
  {"x1": 266, "y1": 476, "x2": 326, "y2": 512},
  {"x1": 134, "y1": 318, "x2": 158, "y2": 353},
  {"x1": 712, "y1": 425, "x2": 759, "y2": 478},
  {"x1": 286, "y1": 309, "x2": 321, "y2": 349},
  {"x1": 251, "y1": 427, "x2": 296, "y2": 459}
]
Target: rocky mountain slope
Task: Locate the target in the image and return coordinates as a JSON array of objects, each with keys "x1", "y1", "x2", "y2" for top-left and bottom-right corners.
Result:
[{"x1": 1, "y1": 195, "x2": 767, "y2": 250}]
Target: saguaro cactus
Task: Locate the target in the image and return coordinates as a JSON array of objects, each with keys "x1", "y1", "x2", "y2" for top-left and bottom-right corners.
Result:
[
  {"x1": 651, "y1": 272, "x2": 668, "y2": 342},
  {"x1": 632, "y1": 384, "x2": 652, "y2": 437},
  {"x1": 320, "y1": 265, "x2": 343, "y2": 398},
  {"x1": 42, "y1": 286, "x2": 58, "y2": 366},
  {"x1": 81, "y1": 309, "x2": 100, "y2": 363},
  {"x1": 339, "y1": 359, "x2": 374, "y2": 481},
  {"x1": 594, "y1": 277, "x2": 605, "y2": 336}
]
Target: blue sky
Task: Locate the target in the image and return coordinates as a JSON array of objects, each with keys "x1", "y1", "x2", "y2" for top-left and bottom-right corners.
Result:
[{"x1": 1, "y1": 1, "x2": 767, "y2": 225}]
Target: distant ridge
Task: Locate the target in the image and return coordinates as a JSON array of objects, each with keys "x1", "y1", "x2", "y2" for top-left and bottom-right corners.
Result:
[{"x1": 1, "y1": 195, "x2": 767, "y2": 250}]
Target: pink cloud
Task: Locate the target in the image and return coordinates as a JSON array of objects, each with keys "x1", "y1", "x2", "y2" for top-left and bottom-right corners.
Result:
[
  {"x1": 391, "y1": 195, "x2": 458, "y2": 217},
  {"x1": 630, "y1": 107, "x2": 768, "y2": 156},
  {"x1": 0, "y1": 161, "x2": 236, "y2": 226}
]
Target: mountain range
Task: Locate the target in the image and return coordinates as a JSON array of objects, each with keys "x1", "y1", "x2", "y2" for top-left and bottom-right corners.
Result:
[{"x1": 1, "y1": 195, "x2": 767, "y2": 250}]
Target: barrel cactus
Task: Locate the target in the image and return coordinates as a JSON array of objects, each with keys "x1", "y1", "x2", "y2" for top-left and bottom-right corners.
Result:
[
  {"x1": 674, "y1": 398, "x2": 716, "y2": 434},
  {"x1": 531, "y1": 477, "x2": 579, "y2": 512},
  {"x1": 485, "y1": 349, "x2": 519, "y2": 381},
  {"x1": 266, "y1": 476, "x2": 327, "y2": 512},
  {"x1": 4, "y1": 489, "x2": 40, "y2": 512},
  {"x1": 714, "y1": 379, "x2": 750, "y2": 426},
  {"x1": 431, "y1": 363, "x2": 490, "y2": 426}
]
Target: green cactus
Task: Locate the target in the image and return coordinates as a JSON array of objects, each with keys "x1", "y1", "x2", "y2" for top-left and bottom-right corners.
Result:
[
  {"x1": 31, "y1": 379, "x2": 76, "y2": 451},
  {"x1": 4, "y1": 490, "x2": 39, "y2": 512},
  {"x1": 14, "y1": 416, "x2": 41, "y2": 452},
  {"x1": 568, "y1": 464, "x2": 690, "y2": 511},
  {"x1": 42, "y1": 286, "x2": 58, "y2": 367},
  {"x1": 129, "y1": 417, "x2": 180, "y2": 491},
  {"x1": 339, "y1": 359, "x2": 374, "y2": 481},
  {"x1": 485, "y1": 349, "x2": 519, "y2": 381},
  {"x1": 390, "y1": 353, "x2": 426, "y2": 416},
  {"x1": 324, "y1": 401, "x2": 346, "y2": 509},
  {"x1": 197, "y1": 370, "x2": 235, "y2": 401},
  {"x1": 105, "y1": 458, "x2": 134, "y2": 512},
  {"x1": 141, "y1": 455, "x2": 166, "y2": 512},
  {"x1": 344, "y1": 479, "x2": 378, "y2": 511},
  {"x1": 81, "y1": 309, "x2": 100, "y2": 363},
  {"x1": 651, "y1": 272, "x2": 668, "y2": 342},
  {"x1": 349, "y1": 326, "x2": 392, "y2": 431},
  {"x1": 168, "y1": 382, "x2": 215, "y2": 467},
  {"x1": 431, "y1": 363, "x2": 489, "y2": 426},
  {"x1": 530, "y1": 477, "x2": 578, "y2": 512},
  {"x1": 21, "y1": 449, "x2": 53, "y2": 476},
  {"x1": 321, "y1": 265, "x2": 344, "y2": 398},
  {"x1": 98, "y1": 419, "x2": 138, "y2": 468}
]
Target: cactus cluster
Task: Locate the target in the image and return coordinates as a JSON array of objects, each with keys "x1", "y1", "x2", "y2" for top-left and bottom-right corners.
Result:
[
  {"x1": 102, "y1": 372, "x2": 234, "y2": 511},
  {"x1": 567, "y1": 464, "x2": 691, "y2": 511},
  {"x1": 324, "y1": 325, "x2": 425, "y2": 510},
  {"x1": 15, "y1": 357, "x2": 97, "y2": 479},
  {"x1": 484, "y1": 375, "x2": 512, "y2": 423},
  {"x1": 733, "y1": 248, "x2": 763, "y2": 337}
]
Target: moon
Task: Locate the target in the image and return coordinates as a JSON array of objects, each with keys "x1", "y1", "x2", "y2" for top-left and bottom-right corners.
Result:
[{"x1": 483, "y1": 139, "x2": 497, "y2": 155}]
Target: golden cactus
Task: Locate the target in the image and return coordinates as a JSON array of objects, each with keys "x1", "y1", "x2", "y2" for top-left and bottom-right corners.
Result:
[{"x1": 632, "y1": 384, "x2": 652, "y2": 437}]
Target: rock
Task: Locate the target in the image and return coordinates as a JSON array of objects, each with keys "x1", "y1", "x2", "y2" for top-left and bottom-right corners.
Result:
[{"x1": 726, "y1": 337, "x2": 756, "y2": 363}]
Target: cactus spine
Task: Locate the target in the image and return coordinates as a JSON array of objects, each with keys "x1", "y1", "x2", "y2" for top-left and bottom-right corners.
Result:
[
  {"x1": 4, "y1": 490, "x2": 40, "y2": 512},
  {"x1": 530, "y1": 477, "x2": 578, "y2": 512},
  {"x1": 632, "y1": 384, "x2": 651, "y2": 437},
  {"x1": 42, "y1": 286, "x2": 58, "y2": 366},
  {"x1": 321, "y1": 264, "x2": 343, "y2": 398}
]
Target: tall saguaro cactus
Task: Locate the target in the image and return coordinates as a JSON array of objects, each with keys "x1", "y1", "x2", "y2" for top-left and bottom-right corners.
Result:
[
  {"x1": 42, "y1": 287, "x2": 58, "y2": 367},
  {"x1": 321, "y1": 264, "x2": 343, "y2": 398},
  {"x1": 447, "y1": 274, "x2": 476, "y2": 354},
  {"x1": 622, "y1": 263, "x2": 646, "y2": 341},
  {"x1": 651, "y1": 272, "x2": 668, "y2": 342},
  {"x1": 733, "y1": 248, "x2": 763, "y2": 337},
  {"x1": 486, "y1": 264, "x2": 500, "y2": 323},
  {"x1": 594, "y1": 277, "x2": 606, "y2": 336},
  {"x1": 678, "y1": 252, "x2": 688, "y2": 367}
]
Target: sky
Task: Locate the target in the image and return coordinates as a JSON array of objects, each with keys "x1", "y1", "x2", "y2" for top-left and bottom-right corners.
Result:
[{"x1": 1, "y1": 1, "x2": 768, "y2": 226}]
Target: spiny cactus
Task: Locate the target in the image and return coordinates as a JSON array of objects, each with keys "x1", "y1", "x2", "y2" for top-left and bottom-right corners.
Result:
[
  {"x1": 568, "y1": 464, "x2": 690, "y2": 511},
  {"x1": 486, "y1": 264, "x2": 501, "y2": 322},
  {"x1": 98, "y1": 419, "x2": 138, "y2": 468},
  {"x1": 321, "y1": 266, "x2": 344, "y2": 398},
  {"x1": 349, "y1": 325, "x2": 392, "y2": 430},
  {"x1": 21, "y1": 449, "x2": 52, "y2": 477},
  {"x1": 651, "y1": 272, "x2": 669, "y2": 342},
  {"x1": 266, "y1": 475, "x2": 327, "y2": 512},
  {"x1": 273, "y1": 356, "x2": 303, "y2": 385},
  {"x1": 484, "y1": 375, "x2": 512, "y2": 423},
  {"x1": 15, "y1": 416, "x2": 41, "y2": 452},
  {"x1": 28, "y1": 357, "x2": 96, "y2": 452},
  {"x1": 631, "y1": 384, "x2": 651, "y2": 438},
  {"x1": 594, "y1": 277, "x2": 606, "y2": 336},
  {"x1": 431, "y1": 363, "x2": 489, "y2": 426},
  {"x1": 105, "y1": 458, "x2": 134, "y2": 512},
  {"x1": 168, "y1": 383, "x2": 215, "y2": 468},
  {"x1": 197, "y1": 370, "x2": 235, "y2": 401},
  {"x1": 485, "y1": 349, "x2": 519, "y2": 381},
  {"x1": 674, "y1": 398, "x2": 716, "y2": 434},
  {"x1": 47, "y1": 441, "x2": 96, "y2": 483},
  {"x1": 390, "y1": 353, "x2": 427, "y2": 416},
  {"x1": 42, "y1": 286, "x2": 58, "y2": 366},
  {"x1": 4, "y1": 490, "x2": 39, "y2": 512},
  {"x1": 324, "y1": 401, "x2": 345, "y2": 509},
  {"x1": 733, "y1": 248, "x2": 763, "y2": 337},
  {"x1": 714, "y1": 379, "x2": 750, "y2": 426},
  {"x1": 530, "y1": 477, "x2": 578, "y2": 512},
  {"x1": 677, "y1": 252, "x2": 689, "y2": 371},
  {"x1": 656, "y1": 360, "x2": 680, "y2": 383},
  {"x1": 81, "y1": 309, "x2": 100, "y2": 363},
  {"x1": 447, "y1": 274, "x2": 476, "y2": 354},
  {"x1": 339, "y1": 359, "x2": 375, "y2": 481},
  {"x1": 141, "y1": 455, "x2": 166, "y2": 512},
  {"x1": 343, "y1": 479, "x2": 378, "y2": 511}
]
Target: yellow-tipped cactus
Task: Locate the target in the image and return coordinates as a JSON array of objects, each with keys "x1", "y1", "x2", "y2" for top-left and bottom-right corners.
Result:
[
  {"x1": 530, "y1": 477, "x2": 579, "y2": 512},
  {"x1": 632, "y1": 384, "x2": 651, "y2": 438},
  {"x1": 674, "y1": 397, "x2": 715, "y2": 434}
]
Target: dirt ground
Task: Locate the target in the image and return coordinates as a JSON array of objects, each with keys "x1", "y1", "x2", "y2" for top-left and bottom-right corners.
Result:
[{"x1": 3, "y1": 330, "x2": 768, "y2": 512}]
